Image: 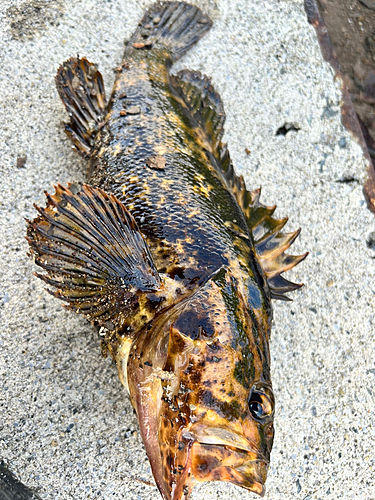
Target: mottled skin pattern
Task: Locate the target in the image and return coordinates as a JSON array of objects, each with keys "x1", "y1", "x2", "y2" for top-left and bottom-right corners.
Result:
[
  {"x1": 87, "y1": 27, "x2": 274, "y2": 500},
  {"x1": 25, "y1": 3, "x2": 306, "y2": 499},
  {"x1": 127, "y1": 267, "x2": 274, "y2": 498},
  {"x1": 88, "y1": 48, "x2": 267, "y2": 292},
  {"x1": 87, "y1": 44, "x2": 275, "y2": 498}
]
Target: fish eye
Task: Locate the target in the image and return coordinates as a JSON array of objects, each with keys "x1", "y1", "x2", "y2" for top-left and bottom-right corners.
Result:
[{"x1": 248, "y1": 389, "x2": 273, "y2": 421}]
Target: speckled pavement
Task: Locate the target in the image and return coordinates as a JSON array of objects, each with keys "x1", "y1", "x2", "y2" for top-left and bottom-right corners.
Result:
[{"x1": 1, "y1": 0, "x2": 374, "y2": 499}]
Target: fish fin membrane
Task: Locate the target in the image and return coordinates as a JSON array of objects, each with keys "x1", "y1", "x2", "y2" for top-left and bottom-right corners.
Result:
[
  {"x1": 26, "y1": 183, "x2": 161, "y2": 330},
  {"x1": 170, "y1": 71, "x2": 306, "y2": 299},
  {"x1": 170, "y1": 70, "x2": 242, "y2": 200},
  {"x1": 247, "y1": 188, "x2": 308, "y2": 300},
  {"x1": 171, "y1": 69, "x2": 225, "y2": 154},
  {"x1": 125, "y1": 1, "x2": 212, "y2": 62},
  {"x1": 56, "y1": 57, "x2": 106, "y2": 157}
]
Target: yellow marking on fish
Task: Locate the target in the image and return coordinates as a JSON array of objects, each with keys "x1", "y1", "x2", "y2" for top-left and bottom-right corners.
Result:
[
  {"x1": 98, "y1": 147, "x2": 106, "y2": 157},
  {"x1": 194, "y1": 173, "x2": 205, "y2": 183},
  {"x1": 165, "y1": 110, "x2": 190, "y2": 130},
  {"x1": 175, "y1": 240, "x2": 186, "y2": 253},
  {"x1": 155, "y1": 144, "x2": 167, "y2": 155},
  {"x1": 200, "y1": 184, "x2": 213, "y2": 197},
  {"x1": 157, "y1": 196, "x2": 166, "y2": 208},
  {"x1": 112, "y1": 143, "x2": 122, "y2": 156},
  {"x1": 177, "y1": 193, "x2": 188, "y2": 205},
  {"x1": 188, "y1": 209, "x2": 201, "y2": 218},
  {"x1": 161, "y1": 179, "x2": 173, "y2": 189},
  {"x1": 129, "y1": 175, "x2": 139, "y2": 183},
  {"x1": 142, "y1": 182, "x2": 150, "y2": 195}
]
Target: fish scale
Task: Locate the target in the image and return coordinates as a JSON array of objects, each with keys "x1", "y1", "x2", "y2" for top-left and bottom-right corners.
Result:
[
  {"x1": 89, "y1": 51, "x2": 248, "y2": 283},
  {"x1": 26, "y1": 2, "x2": 307, "y2": 500}
]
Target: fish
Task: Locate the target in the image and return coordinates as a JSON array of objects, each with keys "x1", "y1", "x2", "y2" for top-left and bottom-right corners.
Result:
[{"x1": 25, "y1": 2, "x2": 307, "y2": 499}]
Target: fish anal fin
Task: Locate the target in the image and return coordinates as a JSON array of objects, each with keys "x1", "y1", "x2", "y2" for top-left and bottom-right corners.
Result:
[
  {"x1": 55, "y1": 57, "x2": 106, "y2": 157},
  {"x1": 26, "y1": 183, "x2": 161, "y2": 334}
]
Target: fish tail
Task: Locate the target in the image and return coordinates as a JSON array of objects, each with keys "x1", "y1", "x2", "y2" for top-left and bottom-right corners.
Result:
[{"x1": 125, "y1": 1, "x2": 212, "y2": 62}]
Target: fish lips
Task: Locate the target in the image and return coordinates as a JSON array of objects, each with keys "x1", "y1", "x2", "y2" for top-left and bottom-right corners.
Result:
[
  {"x1": 184, "y1": 425, "x2": 269, "y2": 497},
  {"x1": 190, "y1": 440, "x2": 268, "y2": 497}
]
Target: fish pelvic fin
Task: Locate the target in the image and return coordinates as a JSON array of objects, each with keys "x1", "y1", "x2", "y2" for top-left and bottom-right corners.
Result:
[
  {"x1": 56, "y1": 57, "x2": 106, "y2": 157},
  {"x1": 125, "y1": 1, "x2": 212, "y2": 62},
  {"x1": 26, "y1": 183, "x2": 161, "y2": 336}
]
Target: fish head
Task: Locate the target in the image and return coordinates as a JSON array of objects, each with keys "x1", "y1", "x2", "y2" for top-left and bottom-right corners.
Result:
[{"x1": 125, "y1": 266, "x2": 274, "y2": 500}]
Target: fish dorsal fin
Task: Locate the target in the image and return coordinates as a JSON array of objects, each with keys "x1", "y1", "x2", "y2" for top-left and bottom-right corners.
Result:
[
  {"x1": 171, "y1": 70, "x2": 245, "y2": 197},
  {"x1": 243, "y1": 188, "x2": 308, "y2": 301},
  {"x1": 171, "y1": 69, "x2": 226, "y2": 155},
  {"x1": 171, "y1": 71, "x2": 307, "y2": 300},
  {"x1": 56, "y1": 57, "x2": 106, "y2": 157},
  {"x1": 26, "y1": 183, "x2": 161, "y2": 334}
]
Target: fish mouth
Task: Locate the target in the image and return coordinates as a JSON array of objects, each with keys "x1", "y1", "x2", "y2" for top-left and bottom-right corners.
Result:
[
  {"x1": 185, "y1": 426, "x2": 269, "y2": 497},
  {"x1": 190, "y1": 441, "x2": 268, "y2": 497},
  {"x1": 231, "y1": 459, "x2": 268, "y2": 497},
  {"x1": 194, "y1": 425, "x2": 267, "y2": 457}
]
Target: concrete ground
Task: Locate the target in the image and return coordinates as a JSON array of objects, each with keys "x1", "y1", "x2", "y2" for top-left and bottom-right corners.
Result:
[{"x1": 0, "y1": 0, "x2": 374, "y2": 499}]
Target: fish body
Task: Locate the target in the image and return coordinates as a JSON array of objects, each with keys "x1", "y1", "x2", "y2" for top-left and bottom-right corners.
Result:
[{"x1": 26, "y1": 2, "x2": 307, "y2": 499}]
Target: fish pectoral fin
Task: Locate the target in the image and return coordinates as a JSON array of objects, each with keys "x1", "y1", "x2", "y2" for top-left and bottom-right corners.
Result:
[
  {"x1": 56, "y1": 57, "x2": 106, "y2": 157},
  {"x1": 26, "y1": 183, "x2": 161, "y2": 330}
]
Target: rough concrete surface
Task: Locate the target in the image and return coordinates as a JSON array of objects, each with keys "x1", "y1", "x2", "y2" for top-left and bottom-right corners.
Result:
[{"x1": 0, "y1": 0, "x2": 374, "y2": 499}]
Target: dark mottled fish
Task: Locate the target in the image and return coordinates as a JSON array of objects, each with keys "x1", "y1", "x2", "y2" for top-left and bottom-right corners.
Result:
[
  {"x1": 0, "y1": 463, "x2": 42, "y2": 500},
  {"x1": 26, "y1": 2, "x2": 307, "y2": 499}
]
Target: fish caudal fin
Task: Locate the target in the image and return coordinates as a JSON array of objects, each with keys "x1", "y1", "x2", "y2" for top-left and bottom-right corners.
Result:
[
  {"x1": 56, "y1": 57, "x2": 106, "y2": 157},
  {"x1": 126, "y1": 1, "x2": 212, "y2": 62},
  {"x1": 26, "y1": 184, "x2": 161, "y2": 332}
]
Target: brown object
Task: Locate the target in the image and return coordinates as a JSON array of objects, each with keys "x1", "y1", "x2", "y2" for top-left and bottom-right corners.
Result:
[
  {"x1": 17, "y1": 156, "x2": 27, "y2": 168},
  {"x1": 146, "y1": 155, "x2": 166, "y2": 170},
  {"x1": 305, "y1": 0, "x2": 375, "y2": 215},
  {"x1": 358, "y1": 0, "x2": 375, "y2": 9}
]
